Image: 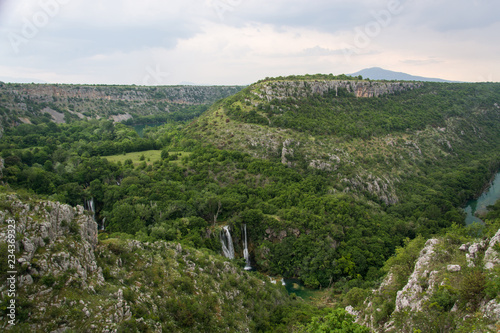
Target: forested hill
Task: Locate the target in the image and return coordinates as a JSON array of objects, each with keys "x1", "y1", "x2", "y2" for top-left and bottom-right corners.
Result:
[
  {"x1": 2, "y1": 74, "x2": 500, "y2": 331},
  {"x1": 0, "y1": 83, "x2": 244, "y2": 129},
  {"x1": 186, "y1": 76, "x2": 500, "y2": 205}
]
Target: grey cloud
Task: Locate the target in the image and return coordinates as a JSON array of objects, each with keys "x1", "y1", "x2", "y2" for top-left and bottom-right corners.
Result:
[
  {"x1": 401, "y1": 58, "x2": 443, "y2": 66},
  {"x1": 405, "y1": 0, "x2": 500, "y2": 32},
  {"x1": 209, "y1": 0, "x2": 377, "y2": 32}
]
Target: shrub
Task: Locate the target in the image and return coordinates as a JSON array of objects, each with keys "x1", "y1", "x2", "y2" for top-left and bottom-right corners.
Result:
[
  {"x1": 429, "y1": 285, "x2": 458, "y2": 312},
  {"x1": 299, "y1": 308, "x2": 370, "y2": 333},
  {"x1": 459, "y1": 269, "x2": 486, "y2": 311},
  {"x1": 342, "y1": 287, "x2": 370, "y2": 308}
]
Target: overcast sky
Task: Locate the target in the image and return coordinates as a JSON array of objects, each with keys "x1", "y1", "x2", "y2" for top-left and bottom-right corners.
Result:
[{"x1": 0, "y1": 0, "x2": 499, "y2": 85}]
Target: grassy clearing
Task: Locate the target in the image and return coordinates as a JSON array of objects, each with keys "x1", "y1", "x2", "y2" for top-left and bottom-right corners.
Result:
[
  {"x1": 104, "y1": 150, "x2": 191, "y2": 166},
  {"x1": 104, "y1": 150, "x2": 162, "y2": 165}
]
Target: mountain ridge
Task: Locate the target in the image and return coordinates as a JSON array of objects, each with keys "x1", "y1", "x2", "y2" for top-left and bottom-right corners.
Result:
[{"x1": 350, "y1": 67, "x2": 455, "y2": 82}]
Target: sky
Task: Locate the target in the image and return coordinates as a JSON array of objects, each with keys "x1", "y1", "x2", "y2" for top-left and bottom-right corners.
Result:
[{"x1": 0, "y1": 0, "x2": 499, "y2": 85}]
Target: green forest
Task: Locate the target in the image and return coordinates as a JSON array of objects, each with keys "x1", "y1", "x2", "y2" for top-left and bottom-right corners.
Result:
[{"x1": 1, "y1": 78, "x2": 500, "y2": 331}]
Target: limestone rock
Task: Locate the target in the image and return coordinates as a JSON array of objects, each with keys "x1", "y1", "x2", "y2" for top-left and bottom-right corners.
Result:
[
  {"x1": 484, "y1": 228, "x2": 500, "y2": 269},
  {"x1": 256, "y1": 80, "x2": 422, "y2": 102},
  {"x1": 394, "y1": 239, "x2": 439, "y2": 312},
  {"x1": 459, "y1": 243, "x2": 470, "y2": 251},
  {"x1": 481, "y1": 299, "x2": 500, "y2": 322}
]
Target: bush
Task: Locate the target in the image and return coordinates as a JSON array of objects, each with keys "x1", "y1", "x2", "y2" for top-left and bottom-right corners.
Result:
[
  {"x1": 342, "y1": 287, "x2": 370, "y2": 308},
  {"x1": 40, "y1": 274, "x2": 56, "y2": 287},
  {"x1": 459, "y1": 269, "x2": 486, "y2": 311},
  {"x1": 429, "y1": 285, "x2": 458, "y2": 312},
  {"x1": 299, "y1": 308, "x2": 370, "y2": 333},
  {"x1": 485, "y1": 271, "x2": 500, "y2": 300}
]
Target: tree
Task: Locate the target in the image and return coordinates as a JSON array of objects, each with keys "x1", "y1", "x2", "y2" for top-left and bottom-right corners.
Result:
[
  {"x1": 161, "y1": 149, "x2": 169, "y2": 160},
  {"x1": 300, "y1": 308, "x2": 370, "y2": 333}
]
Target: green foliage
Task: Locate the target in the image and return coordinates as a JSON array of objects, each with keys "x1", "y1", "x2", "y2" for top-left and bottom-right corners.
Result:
[
  {"x1": 298, "y1": 308, "x2": 370, "y2": 333},
  {"x1": 2, "y1": 81, "x2": 500, "y2": 331},
  {"x1": 225, "y1": 82, "x2": 500, "y2": 139},
  {"x1": 341, "y1": 287, "x2": 370, "y2": 308},
  {"x1": 429, "y1": 285, "x2": 458, "y2": 312},
  {"x1": 485, "y1": 270, "x2": 500, "y2": 300},
  {"x1": 383, "y1": 236, "x2": 426, "y2": 287},
  {"x1": 458, "y1": 269, "x2": 486, "y2": 311}
]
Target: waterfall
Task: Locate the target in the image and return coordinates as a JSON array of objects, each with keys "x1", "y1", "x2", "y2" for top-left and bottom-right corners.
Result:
[
  {"x1": 243, "y1": 224, "x2": 252, "y2": 270},
  {"x1": 220, "y1": 226, "x2": 235, "y2": 259},
  {"x1": 84, "y1": 197, "x2": 98, "y2": 226},
  {"x1": 85, "y1": 198, "x2": 95, "y2": 220}
]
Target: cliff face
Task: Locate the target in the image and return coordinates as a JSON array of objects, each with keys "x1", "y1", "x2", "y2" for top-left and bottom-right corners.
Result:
[
  {"x1": 0, "y1": 194, "x2": 288, "y2": 332},
  {"x1": 351, "y1": 230, "x2": 500, "y2": 332},
  {"x1": 0, "y1": 84, "x2": 244, "y2": 128},
  {"x1": 8, "y1": 85, "x2": 243, "y2": 104},
  {"x1": 253, "y1": 80, "x2": 422, "y2": 101}
]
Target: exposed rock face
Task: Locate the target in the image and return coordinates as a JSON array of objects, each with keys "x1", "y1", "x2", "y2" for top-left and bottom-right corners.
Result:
[
  {"x1": 0, "y1": 195, "x2": 102, "y2": 292},
  {"x1": 254, "y1": 80, "x2": 422, "y2": 101},
  {"x1": 354, "y1": 230, "x2": 500, "y2": 332},
  {"x1": 342, "y1": 174, "x2": 398, "y2": 205},
  {"x1": 110, "y1": 113, "x2": 133, "y2": 123},
  {"x1": 7, "y1": 84, "x2": 243, "y2": 105},
  {"x1": 466, "y1": 240, "x2": 487, "y2": 267},
  {"x1": 394, "y1": 239, "x2": 439, "y2": 313},
  {"x1": 484, "y1": 228, "x2": 500, "y2": 269},
  {"x1": 41, "y1": 107, "x2": 65, "y2": 124},
  {"x1": 281, "y1": 139, "x2": 296, "y2": 166},
  {"x1": 0, "y1": 83, "x2": 243, "y2": 129},
  {"x1": 0, "y1": 194, "x2": 290, "y2": 332}
]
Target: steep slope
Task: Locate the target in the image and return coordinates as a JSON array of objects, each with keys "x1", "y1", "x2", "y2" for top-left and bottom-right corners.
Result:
[
  {"x1": 0, "y1": 83, "x2": 244, "y2": 129},
  {"x1": 185, "y1": 76, "x2": 500, "y2": 205},
  {"x1": 349, "y1": 224, "x2": 500, "y2": 332},
  {"x1": 0, "y1": 193, "x2": 293, "y2": 332}
]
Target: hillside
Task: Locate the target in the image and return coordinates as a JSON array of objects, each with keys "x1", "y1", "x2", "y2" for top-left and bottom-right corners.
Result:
[
  {"x1": 347, "y1": 215, "x2": 500, "y2": 332},
  {"x1": 0, "y1": 192, "x2": 322, "y2": 332},
  {"x1": 0, "y1": 83, "x2": 243, "y2": 129},
  {"x1": 185, "y1": 76, "x2": 500, "y2": 205},
  {"x1": 1, "y1": 74, "x2": 500, "y2": 331}
]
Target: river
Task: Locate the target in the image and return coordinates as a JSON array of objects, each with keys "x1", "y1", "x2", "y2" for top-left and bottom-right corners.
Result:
[{"x1": 464, "y1": 172, "x2": 500, "y2": 225}]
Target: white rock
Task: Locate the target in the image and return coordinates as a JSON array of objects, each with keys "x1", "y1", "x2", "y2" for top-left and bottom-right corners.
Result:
[
  {"x1": 345, "y1": 305, "x2": 359, "y2": 319},
  {"x1": 459, "y1": 243, "x2": 470, "y2": 251},
  {"x1": 481, "y1": 299, "x2": 500, "y2": 321},
  {"x1": 484, "y1": 228, "x2": 500, "y2": 270},
  {"x1": 394, "y1": 239, "x2": 439, "y2": 312},
  {"x1": 447, "y1": 265, "x2": 461, "y2": 272}
]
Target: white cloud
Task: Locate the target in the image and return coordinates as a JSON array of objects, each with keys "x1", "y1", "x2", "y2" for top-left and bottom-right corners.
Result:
[{"x1": 0, "y1": 0, "x2": 499, "y2": 84}]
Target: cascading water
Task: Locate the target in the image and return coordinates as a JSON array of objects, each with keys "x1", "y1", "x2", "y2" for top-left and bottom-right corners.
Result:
[
  {"x1": 84, "y1": 198, "x2": 96, "y2": 220},
  {"x1": 84, "y1": 197, "x2": 100, "y2": 228},
  {"x1": 243, "y1": 224, "x2": 252, "y2": 270},
  {"x1": 220, "y1": 226, "x2": 235, "y2": 259}
]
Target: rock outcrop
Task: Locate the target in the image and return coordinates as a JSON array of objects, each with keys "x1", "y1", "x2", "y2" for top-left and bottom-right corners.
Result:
[
  {"x1": 5, "y1": 84, "x2": 243, "y2": 105},
  {"x1": 0, "y1": 83, "x2": 243, "y2": 128},
  {"x1": 254, "y1": 80, "x2": 422, "y2": 101},
  {"x1": 394, "y1": 239, "x2": 439, "y2": 313},
  {"x1": 0, "y1": 194, "x2": 289, "y2": 332},
  {"x1": 0, "y1": 195, "x2": 102, "y2": 292},
  {"x1": 353, "y1": 230, "x2": 500, "y2": 332}
]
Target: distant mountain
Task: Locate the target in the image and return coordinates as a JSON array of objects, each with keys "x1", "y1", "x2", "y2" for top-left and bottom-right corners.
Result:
[{"x1": 350, "y1": 67, "x2": 454, "y2": 82}]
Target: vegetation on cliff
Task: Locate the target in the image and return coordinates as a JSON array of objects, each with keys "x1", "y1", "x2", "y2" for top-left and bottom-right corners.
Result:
[{"x1": 1, "y1": 77, "x2": 500, "y2": 331}]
